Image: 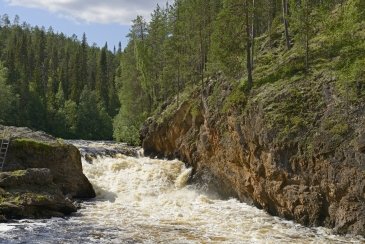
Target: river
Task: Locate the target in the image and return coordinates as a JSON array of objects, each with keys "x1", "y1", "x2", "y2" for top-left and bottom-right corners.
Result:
[{"x1": 0, "y1": 142, "x2": 363, "y2": 243}]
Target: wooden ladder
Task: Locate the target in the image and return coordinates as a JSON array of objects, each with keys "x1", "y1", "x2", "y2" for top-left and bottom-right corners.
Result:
[{"x1": 0, "y1": 129, "x2": 11, "y2": 172}]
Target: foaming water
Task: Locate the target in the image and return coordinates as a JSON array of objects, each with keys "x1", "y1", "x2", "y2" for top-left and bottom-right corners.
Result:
[{"x1": 0, "y1": 153, "x2": 364, "y2": 243}]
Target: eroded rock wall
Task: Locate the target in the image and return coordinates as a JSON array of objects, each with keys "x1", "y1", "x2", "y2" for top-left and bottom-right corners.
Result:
[{"x1": 141, "y1": 78, "x2": 365, "y2": 236}]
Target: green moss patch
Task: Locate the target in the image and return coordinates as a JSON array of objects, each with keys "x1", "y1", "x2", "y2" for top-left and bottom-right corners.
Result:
[
  {"x1": 10, "y1": 138, "x2": 66, "y2": 155},
  {"x1": 9, "y1": 170, "x2": 27, "y2": 177}
]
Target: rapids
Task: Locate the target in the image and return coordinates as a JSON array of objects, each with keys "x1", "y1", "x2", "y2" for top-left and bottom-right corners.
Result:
[{"x1": 0, "y1": 142, "x2": 363, "y2": 243}]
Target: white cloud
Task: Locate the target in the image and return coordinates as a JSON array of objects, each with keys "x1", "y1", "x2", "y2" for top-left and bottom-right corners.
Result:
[{"x1": 5, "y1": 0, "x2": 168, "y2": 25}]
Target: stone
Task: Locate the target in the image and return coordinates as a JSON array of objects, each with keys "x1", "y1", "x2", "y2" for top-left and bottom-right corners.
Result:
[
  {"x1": 0, "y1": 126, "x2": 95, "y2": 198},
  {"x1": 141, "y1": 77, "x2": 365, "y2": 237},
  {"x1": 0, "y1": 126, "x2": 95, "y2": 220},
  {"x1": 0, "y1": 168, "x2": 53, "y2": 187},
  {"x1": 0, "y1": 168, "x2": 77, "y2": 219}
]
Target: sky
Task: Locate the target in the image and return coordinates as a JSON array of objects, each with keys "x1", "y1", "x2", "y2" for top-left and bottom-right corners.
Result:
[{"x1": 0, "y1": 0, "x2": 168, "y2": 50}]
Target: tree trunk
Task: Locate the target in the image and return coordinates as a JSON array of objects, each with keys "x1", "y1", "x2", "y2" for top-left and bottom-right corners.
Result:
[
  {"x1": 177, "y1": 60, "x2": 180, "y2": 108},
  {"x1": 304, "y1": 0, "x2": 310, "y2": 73},
  {"x1": 199, "y1": 28, "x2": 205, "y2": 95},
  {"x1": 305, "y1": 32, "x2": 309, "y2": 72},
  {"x1": 251, "y1": 0, "x2": 255, "y2": 68},
  {"x1": 282, "y1": 0, "x2": 291, "y2": 50},
  {"x1": 245, "y1": 0, "x2": 253, "y2": 90}
]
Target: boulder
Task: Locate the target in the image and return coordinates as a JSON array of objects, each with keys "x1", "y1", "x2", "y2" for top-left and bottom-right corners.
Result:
[
  {"x1": 0, "y1": 126, "x2": 95, "y2": 198},
  {"x1": 0, "y1": 125, "x2": 95, "y2": 220},
  {"x1": 0, "y1": 168, "x2": 77, "y2": 220}
]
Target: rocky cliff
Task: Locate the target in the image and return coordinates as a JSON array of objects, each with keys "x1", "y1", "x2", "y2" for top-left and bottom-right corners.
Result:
[
  {"x1": 141, "y1": 75, "x2": 365, "y2": 236},
  {"x1": 0, "y1": 126, "x2": 95, "y2": 220}
]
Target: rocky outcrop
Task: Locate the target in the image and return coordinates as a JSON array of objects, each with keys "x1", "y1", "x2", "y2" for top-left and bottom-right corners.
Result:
[
  {"x1": 0, "y1": 126, "x2": 95, "y2": 198},
  {"x1": 0, "y1": 125, "x2": 95, "y2": 220},
  {"x1": 141, "y1": 77, "x2": 365, "y2": 236},
  {"x1": 6, "y1": 139, "x2": 95, "y2": 198},
  {"x1": 0, "y1": 169, "x2": 77, "y2": 219}
]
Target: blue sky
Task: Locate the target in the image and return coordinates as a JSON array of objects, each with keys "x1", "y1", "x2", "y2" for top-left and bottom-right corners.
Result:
[{"x1": 0, "y1": 0, "x2": 168, "y2": 50}]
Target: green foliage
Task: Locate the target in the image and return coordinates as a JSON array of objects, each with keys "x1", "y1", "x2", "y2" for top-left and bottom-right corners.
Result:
[
  {"x1": 315, "y1": 0, "x2": 365, "y2": 98},
  {"x1": 330, "y1": 123, "x2": 350, "y2": 136},
  {"x1": 256, "y1": 57, "x2": 306, "y2": 86},
  {"x1": 263, "y1": 82, "x2": 325, "y2": 143},
  {"x1": 0, "y1": 62, "x2": 18, "y2": 124},
  {"x1": 63, "y1": 100, "x2": 78, "y2": 137},
  {"x1": 112, "y1": 1, "x2": 222, "y2": 143},
  {"x1": 113, "y1": 39, "x2": 149, "y2": 145},
  {"x1": 1, "y1": 0, "x2": 365, "y2": 144},
  {"x1": 113, "y1": 113, "x2": 142, "y2": 146},
  {"x1": 337, "y1": 58, "x2": 365, "y2": 99},
  {"x1": 223, "y1": 86, "x2": 247, "y2": 113},
  {"x1": 11, "y1": 138, "x2": 57, "y2": 152},
  {"x1": 323, "y1": 117, "x2": 350, "y2": 136},
  {"x1": 190, "y1": 102, "x2": 201, "y2": 118},
  {"x1": 209, "y1": 0, "x2": 246, "y2": 77},
  {"x1": 77, "y1": 87, "x2": 113, "y2": 140},
  {"x1": 0, "y1": 18, "x2": 119, "y2": 139}
]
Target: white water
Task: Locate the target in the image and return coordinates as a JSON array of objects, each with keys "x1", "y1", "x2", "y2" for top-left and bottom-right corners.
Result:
[{"x1": 0, "y1": 152, "x2": 364, "y2": 243}]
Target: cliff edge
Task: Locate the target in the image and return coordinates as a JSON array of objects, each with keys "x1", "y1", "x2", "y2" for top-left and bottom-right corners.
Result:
[{"x1": 141, "y1": 75, "x2": 365, "y2": 236}]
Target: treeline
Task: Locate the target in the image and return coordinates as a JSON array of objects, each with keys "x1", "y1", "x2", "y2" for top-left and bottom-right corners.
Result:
[
  {"x1": 0, "y1": 0, "x2": 363, "y2": 143},
  {"x1": 114, "y1": 0, "x2": 364, "y2": 144},
  {"x1": 0, "y1": 15, "x2": 120, "y2": 139}
]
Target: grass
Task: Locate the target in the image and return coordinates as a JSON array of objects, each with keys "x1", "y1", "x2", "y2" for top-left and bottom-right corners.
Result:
[
  {"x1": 323, "y1": 116, "x2": 350, "y2": 136},
  {"x1": 222, "y1": 86, "x2": 247, "y2": 113}
]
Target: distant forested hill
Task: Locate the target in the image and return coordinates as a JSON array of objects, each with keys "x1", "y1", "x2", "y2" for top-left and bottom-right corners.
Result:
[{"x1": 0, "y1": 15, "x2": 120, "y2": 139}]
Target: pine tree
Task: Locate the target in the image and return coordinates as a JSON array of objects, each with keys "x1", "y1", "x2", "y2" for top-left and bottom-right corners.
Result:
[
  {"x1": 0, "y1": 16, "x2": 121, "y2": 139},
  {"x1": 0, "y1": 62, "x2": 18, "y2": 124},
  {"x1": 96, "y1": 43, "x2": 109, "y2": 107}
]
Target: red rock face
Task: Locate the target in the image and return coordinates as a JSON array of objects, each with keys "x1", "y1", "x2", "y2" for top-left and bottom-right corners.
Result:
[{"x1": 141, "y1": 79, "x2": 365, "y2": 237}]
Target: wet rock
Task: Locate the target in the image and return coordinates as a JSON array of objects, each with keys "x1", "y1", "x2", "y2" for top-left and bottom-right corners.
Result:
[
  {"x1": 69, "y1": 140, "x2": 140, "y2": 159},
  {"x1": 0, "y1": 168, "x2": 77, "y2": 219},
  {"x1": 0, "y1": 168, "x2": 53, "y2": 187}
]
